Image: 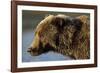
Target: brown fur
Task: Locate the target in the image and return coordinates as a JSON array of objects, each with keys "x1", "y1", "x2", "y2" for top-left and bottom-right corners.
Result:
[{"x1": 27, "y1": 14, "x2": 90, "y2": 59}]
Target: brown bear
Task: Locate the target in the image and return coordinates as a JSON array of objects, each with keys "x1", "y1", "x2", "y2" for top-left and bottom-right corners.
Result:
[{"x1": 27, "y1": 14, "x2": 90, "y2": 59}]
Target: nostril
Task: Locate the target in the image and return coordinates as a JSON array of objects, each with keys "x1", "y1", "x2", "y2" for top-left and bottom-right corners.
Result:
[{"x1": 27, "y1": 47, "x2": 32, "y2": 52}]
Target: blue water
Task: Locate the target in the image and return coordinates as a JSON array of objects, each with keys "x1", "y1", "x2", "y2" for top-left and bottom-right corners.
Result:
[{"x1": 22, "y1": 30, "x2": 73, "y2": 62}]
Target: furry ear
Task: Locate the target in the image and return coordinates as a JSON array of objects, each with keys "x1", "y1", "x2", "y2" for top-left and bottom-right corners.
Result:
[
  {"x1": 76, "y1": 15, "x2": 88, "y2": 24},
  {"x1": 76, "y1": 15, "x2": 89, "y2": 31}
]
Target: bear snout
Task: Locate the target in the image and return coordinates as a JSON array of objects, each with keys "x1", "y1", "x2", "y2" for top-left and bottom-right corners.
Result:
[
  {"x1": 27, "y1": 47, "x2": 33, "y2": 52},
  {"x1": 27, "y1": 47, "x2": 40, "y2": 56},
  {"x1": 27, "y1": 47, "x2": 38, "y2": 53}
]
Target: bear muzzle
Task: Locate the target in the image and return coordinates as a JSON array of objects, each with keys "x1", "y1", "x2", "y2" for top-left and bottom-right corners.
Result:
[{"x1": 27, "y1": 47, "x2": 41, "y2": 56}]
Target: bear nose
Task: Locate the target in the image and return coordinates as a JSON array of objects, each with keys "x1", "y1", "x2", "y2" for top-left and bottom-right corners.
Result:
[{"x1": 27, "y1": 47, "x2": 33, "y2": 52}]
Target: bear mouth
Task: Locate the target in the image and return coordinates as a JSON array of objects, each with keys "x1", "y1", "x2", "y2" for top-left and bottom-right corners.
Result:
[{"x1": 27, "y1": 44, "x2": 55, "y2": 56}]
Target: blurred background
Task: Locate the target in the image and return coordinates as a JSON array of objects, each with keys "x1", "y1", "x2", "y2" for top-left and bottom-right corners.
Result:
[{"x1": 22, "y1": 10, "x2": 90, "y2": 62}]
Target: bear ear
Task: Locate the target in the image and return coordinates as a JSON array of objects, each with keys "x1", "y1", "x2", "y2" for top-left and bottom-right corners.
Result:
[{"x1": 76, "y1": 15, "x2": 89, "y2": 24}]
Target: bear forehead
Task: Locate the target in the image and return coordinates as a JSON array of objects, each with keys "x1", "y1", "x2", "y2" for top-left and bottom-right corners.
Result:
[{"x1": 56, "y1": 14, "x2": 70, "y2": 19}]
